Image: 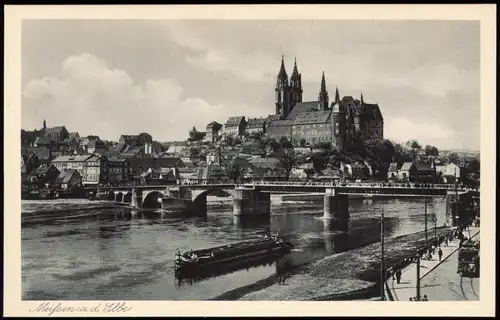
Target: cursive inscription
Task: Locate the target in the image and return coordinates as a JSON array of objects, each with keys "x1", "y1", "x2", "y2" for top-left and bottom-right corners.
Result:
[{"x1": 29, "y1": 302, "x2": 132, "y2": 316}]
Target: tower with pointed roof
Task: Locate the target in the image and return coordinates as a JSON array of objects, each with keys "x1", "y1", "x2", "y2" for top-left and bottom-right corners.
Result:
[
  {"x1": 289, "y1": 57, "x2": 303, "y2": 107},
  {"x1": 318, "y1": 72, "x2": 329, "y2": 111},
  {"x1": 275, "y1": 55, "x2": 291, "y2": 118},
  {"x1": 43, "y1": 118, "x2": 47, "y2": 129}
]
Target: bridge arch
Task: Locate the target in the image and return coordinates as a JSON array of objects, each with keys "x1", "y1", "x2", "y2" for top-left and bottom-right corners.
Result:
[
  {"x1": 142, "y1": 191, "x2": 164, "y2": 209},
  {"x1": 123, "y1": 191, "x2": 132, "y2": 203},
  {"x1": 115, "y1": 192, "x2": 123, "y2": 202},
  {"x1": 192, "y1": 188, "x2": 235, "y2": 204},
  {"x1": 107, "y1": 191, "x2": 115, "y2": 201}
]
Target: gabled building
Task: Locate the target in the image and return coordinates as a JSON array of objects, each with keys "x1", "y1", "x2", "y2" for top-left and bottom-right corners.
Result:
[
  {"x1": 223, "y1": 116, "x2": 247, "y2": 136},
  {"x1": 246, "y1": 118, "x2": 266, "y2": 135},
  {"x1": 205, "y1": 121, "x2": 223, "y2": 142},
  {"x1": 398, "y1": 161, "x2": 436, "y2": 183},
  {"x1": 45, "y1": 126, "x2": 69, "y2": 143},
  {"x1": 56, "y1": 169, "x2": 82, "y2": 191}
]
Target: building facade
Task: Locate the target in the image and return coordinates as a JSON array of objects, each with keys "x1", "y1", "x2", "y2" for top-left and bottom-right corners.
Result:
[
  {"x1": 205, "y1": 121, "x2": 223, "y2": 142},
  {"x1": 52, "y1": 154, "x2": 109, "y2": 185},
  {"x1": 107, "y1": 157, "x2": 130, "y2": 183},
  {"x1": 223, "y1": 116, "x2": 247, "y2": 136}
]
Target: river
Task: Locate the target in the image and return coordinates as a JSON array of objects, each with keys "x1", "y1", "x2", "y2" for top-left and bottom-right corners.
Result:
[{"x1": 21, "y1": 196, "x2": 452, "y2": 300}]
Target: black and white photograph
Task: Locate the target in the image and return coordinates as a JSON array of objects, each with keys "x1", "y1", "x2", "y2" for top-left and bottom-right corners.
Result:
[{"x1": 4, "y1": 4, "x2": 496, "y2": 318}]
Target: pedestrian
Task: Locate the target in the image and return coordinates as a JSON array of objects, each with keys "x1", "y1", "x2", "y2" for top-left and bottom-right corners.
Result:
[
  {"x1": 438, "y1": 248, "x2": 443, "y2": 261},
  {"x1": 409, "y1": 297, "x2": 413, "y2": 301},
  {"x1": 396, "y1": 269, "x2": 402, "y2": 284},
  {"x1": 422, "y1": 294, "x2": 428, "y2": 301}
]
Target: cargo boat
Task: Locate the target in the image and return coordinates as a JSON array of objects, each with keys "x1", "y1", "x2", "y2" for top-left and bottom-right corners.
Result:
[{"x1": 174, "y1": 232, "x2": 293, "y2": 279}]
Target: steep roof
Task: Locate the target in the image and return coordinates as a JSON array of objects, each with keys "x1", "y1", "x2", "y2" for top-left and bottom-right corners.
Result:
[
  {"x1": 400, "y1": 162, "x2": 414, "y2": 171},
  {"x1": 246, "y1": 118, "x2": 266, "y2": 127},
  {"x1": 267, "y1": 119, "x2": 294, "y2": 127},
  {"x1": 362, "y1": 103, "x2": 384, "y2": 122},
  {"x1": 21, "y1": 147, "x2": 51, "y2": 160},
  {"x1": 57, "y1": 169, "x2": 80, "y2": 184},
  {"x1": 128, "y1": 157, "x2": 184, "y2": 173},
  {"x1": 52, "y1": 155, "x2": 92, "y2": 162},
  {"x1": 414, "y1": 162, "x2": 433, "y2": 171},
  {"x1": 69, "y1": 132, "x2": 80, "y2": 139},
  {"x1": 45, "y1": 126, "x2": 66, "y2": 134},
  {"x1": 225, "y1": 116, "x2": 245, "y2": 126},
  {"x1": 293, "y1": 110, "x2": 331, "y2": 125},
  {"x1": 285, "y1": 101, "x2": 319, "y2": 120},
  {"x1": 206, "y1": 121, "x2": 222, "y2": 129},
  {"x1": 340, "y1": 97, "x2": 362, "y2": 116},
  {"x1": 388, "y1": 163, "x2": 399, "y2": 173}
]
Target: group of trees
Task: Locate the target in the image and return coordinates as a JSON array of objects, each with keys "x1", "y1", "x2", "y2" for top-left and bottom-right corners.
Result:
[{"x1": 220, "y1": 130, "x2": 479, "y2": 183}]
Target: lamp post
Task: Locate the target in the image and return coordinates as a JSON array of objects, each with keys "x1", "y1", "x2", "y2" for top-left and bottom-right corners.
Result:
[
  {"x1": 424, "y1": 196, "x2": 428, "y2": 248},
  {"x1": 380, "y1": 207, "x2": 385, "y2": 301},
  {"x1": 433, "y1": 216, "x2": 437, "y2": 245},
  {"x1": 415, "y1": 253, "x2": 421, "y2": 300}
]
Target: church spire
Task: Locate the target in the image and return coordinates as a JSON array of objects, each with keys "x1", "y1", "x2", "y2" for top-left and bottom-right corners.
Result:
[
  {"x1": 320, "y1": 71, "x2": 327, "y2": 93},
  {"x1": 292, "y1": 57, "x2": 299, "y2": 77},
  {"x1": 335, "y1": 86, "x2": 340, "y2": 103},
  {"x1": 278, "y1": 55, "x2": 288, "y2": 79},
  {"x1": 43, "y1": 118, "x2": 47, "y2": 129},
  {"x1": 360, "y1": 91, "x2": 364, "y2": 104},
  {"x1": 318, "y1": 71, "x2": 329, "y2": 110}
]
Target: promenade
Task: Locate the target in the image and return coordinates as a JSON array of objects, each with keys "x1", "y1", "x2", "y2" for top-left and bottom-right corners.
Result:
[{"x1": 386, "y1": 226, "x2": 480, "y2": 301}]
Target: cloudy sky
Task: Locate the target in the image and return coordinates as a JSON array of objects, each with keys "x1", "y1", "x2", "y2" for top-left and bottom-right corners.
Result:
[{"x1": 21, "y1": 19, "x2": 480, "y2": 150}]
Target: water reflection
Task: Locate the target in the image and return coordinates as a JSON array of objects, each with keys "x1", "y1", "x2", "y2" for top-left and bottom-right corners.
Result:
[{"x1": 22, "y1": 197, "x2": 449, "y2": 300}]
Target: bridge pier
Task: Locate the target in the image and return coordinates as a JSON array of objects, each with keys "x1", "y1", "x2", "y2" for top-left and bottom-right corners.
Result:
[
  {"x1": 233, "y1": 188, "x2": 271, "y2": 216},
  {"x1": 131, "y1": 188, "x2": 143, "y2": 209},
  {"x1": 323, "y1": 189, "x2": 349, "y2": 220}
]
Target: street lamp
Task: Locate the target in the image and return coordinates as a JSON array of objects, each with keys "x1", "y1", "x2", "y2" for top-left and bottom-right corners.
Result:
[
  {"x1": 433, "y1": 216, "x2": 437, "y2": 245},
  {"x1": 380, "y1": 207, "x2": 385, "y2": 301},
  {"x1": 424, "y1": 196, "x2": 428, "y2": 248}
]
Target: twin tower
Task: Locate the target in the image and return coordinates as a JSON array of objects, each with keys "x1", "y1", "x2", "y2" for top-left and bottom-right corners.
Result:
[{"x1": 275, "y1": 55, "x2": 336, "y2": 119}]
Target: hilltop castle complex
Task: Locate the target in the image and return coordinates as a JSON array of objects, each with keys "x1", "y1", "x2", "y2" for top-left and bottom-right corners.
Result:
[{"x1": 264, "y1": 56, "x2": 384, "y2": 151}]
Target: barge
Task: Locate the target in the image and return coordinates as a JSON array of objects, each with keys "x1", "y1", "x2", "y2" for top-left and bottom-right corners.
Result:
[{"x1": 174, "y1": 232, "x2": 293, "y2": 279}]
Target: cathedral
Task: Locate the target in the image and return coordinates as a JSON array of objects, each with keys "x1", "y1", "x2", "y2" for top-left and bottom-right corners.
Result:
[{"x1": 266, "y1": 56, "x2": 384, "y2": 151}]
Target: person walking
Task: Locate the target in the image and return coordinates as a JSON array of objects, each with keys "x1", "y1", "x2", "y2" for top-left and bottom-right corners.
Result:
[
  {"x1": 422, "y1": 294, "x2": 429, "y2": 301},
  {"x1": 438, "y1": 248, "x2": 443, "y2": 261},
  {"x1": 396, "y1": 269, "x2": 402, "y2": 284}
]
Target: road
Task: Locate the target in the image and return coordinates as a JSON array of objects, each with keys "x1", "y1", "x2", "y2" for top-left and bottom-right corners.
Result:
[{"x1": 419, "y1": 242, "x2": 480, "y2": 301}]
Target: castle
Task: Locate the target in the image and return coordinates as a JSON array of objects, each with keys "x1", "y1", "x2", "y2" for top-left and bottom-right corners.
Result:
[{"x1": 266, "y1": 56, "x2": 384, "y2": 151}]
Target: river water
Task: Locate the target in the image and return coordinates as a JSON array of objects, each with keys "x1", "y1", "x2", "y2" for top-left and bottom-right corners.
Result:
[{"x1": 21, "y1": 196, "x2": 451, "y2": 300}]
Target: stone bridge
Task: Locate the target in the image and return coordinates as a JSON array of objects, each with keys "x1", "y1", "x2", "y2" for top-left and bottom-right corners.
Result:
[{"x1": 89, "y1": 182, "x2": 479, "y2": 225}]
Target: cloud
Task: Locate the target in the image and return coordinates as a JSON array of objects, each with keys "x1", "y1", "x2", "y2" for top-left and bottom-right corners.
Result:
[
  {"x1": 21, "y1": 53, "x2": 252, "y2": 141},
  {"x1": 384, "y1": 116, "x2": 456, "y2": 148}
]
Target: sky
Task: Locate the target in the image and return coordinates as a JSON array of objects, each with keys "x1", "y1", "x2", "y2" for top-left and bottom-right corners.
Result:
[{"x1": 21, "y1": 20, "x2": 480, "y2": 151}]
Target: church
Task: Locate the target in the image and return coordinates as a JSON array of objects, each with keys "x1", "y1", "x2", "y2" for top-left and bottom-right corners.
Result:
[{"x1": 265, "y1": 56, "x2": 384, "y2": 151}]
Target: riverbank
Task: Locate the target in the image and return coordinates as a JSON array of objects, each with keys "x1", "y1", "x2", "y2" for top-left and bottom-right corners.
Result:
[{"x1": 216, "y1": 226, "x2": 453, "y2": 301}]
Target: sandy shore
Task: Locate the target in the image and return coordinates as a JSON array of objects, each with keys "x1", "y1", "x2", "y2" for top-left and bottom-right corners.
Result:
[{"x1": 215, "y1": 226, "x2": 454, "y2": 301}]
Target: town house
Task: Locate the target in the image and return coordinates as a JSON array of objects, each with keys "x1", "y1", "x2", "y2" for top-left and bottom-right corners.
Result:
[{"x1": 223, "y1": 116, "x2": 247, "y2": 136}]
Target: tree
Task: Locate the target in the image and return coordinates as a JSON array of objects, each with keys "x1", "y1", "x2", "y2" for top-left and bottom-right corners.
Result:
[
  {"x1": 280, "y1": 136, "x2": 294, "y2": 149},
  {"x1": 363, "y1": 139, "x2": 396, "y2": 178},
  {"x1": 278, "y1": 149, "x2": 297, "y2": 180},
  {"x1": 311, "y1": 152, "x2": 329, "y2": 174},
  {"x1": 467, "y1": 158, "x2": 480, "y2": 172},
  {"x1": 225, "y1": 160, "x2": 245, "y2": 183},
  {"x1": 447, "y1": 152, "x2": 460, "y2": 164},
  {"x1": 408, "y1": 140, "x2": 422, "y2": 159},
  {"x1": 424, "y1": 145, "x2": 439, "y2": 157},
  {"x1": 299, "y1": 138, "x2": 307, "y2": 148}
]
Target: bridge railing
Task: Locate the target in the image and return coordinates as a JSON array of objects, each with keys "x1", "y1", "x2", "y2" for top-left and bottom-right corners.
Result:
[{"x1": 85, "y1": 181, "x2": 478, "y2": 192}]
